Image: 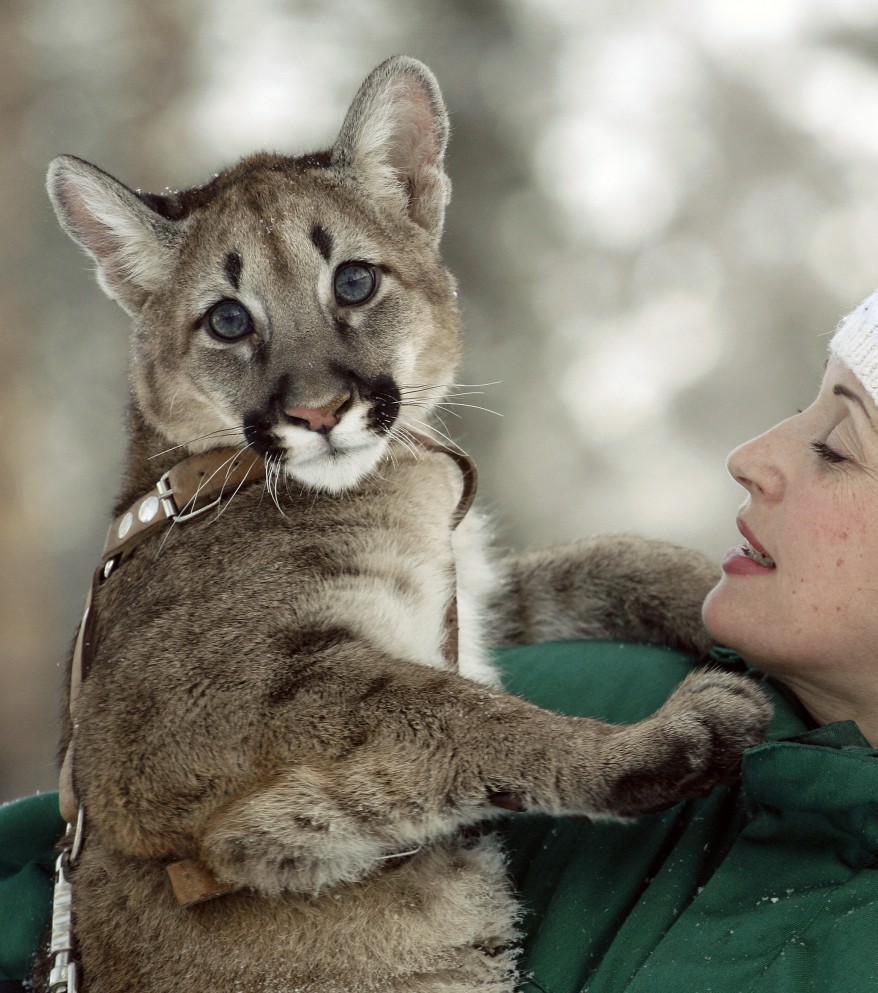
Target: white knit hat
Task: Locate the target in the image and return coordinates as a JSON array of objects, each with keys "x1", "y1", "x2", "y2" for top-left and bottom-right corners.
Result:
[{"x1": 830, "y1": 289, "x2": 878, "y2": 406}]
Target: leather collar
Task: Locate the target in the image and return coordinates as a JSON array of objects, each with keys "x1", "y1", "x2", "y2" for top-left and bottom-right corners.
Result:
[{"x1": 102, "y1": 448, "x2": 265, "y2": 562}]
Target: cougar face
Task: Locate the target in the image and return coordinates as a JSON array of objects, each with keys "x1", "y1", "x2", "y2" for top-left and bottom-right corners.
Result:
[
  {"x1": 132, "y1": 159, "x2": 460, "y2": 492},
  {"x1": 48, "y1": 60, "x2": 461, "y2": 492}
]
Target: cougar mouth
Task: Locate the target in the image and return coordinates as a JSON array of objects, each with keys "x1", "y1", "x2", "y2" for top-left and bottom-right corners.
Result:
[
  {"x1": 240, "y1": 374, "x2": 402, "y2": 493},
  {"x1": 243, "y1": 415, "x2": 368, "y2": 462},
  {"x1": 242, "y1": 409, "x2": 392, "y2": 494},
  {"x1": 242, "y1": 417, "x2": 285, "y2": 460}
]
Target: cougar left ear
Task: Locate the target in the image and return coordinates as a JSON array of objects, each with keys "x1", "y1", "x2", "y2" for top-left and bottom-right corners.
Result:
[
  {"x1": 47, "y1": 155, "x2": 178, "y2": 316},
  {"x1": 331, "y1": 56, "x2": 451, "y2": 244}
]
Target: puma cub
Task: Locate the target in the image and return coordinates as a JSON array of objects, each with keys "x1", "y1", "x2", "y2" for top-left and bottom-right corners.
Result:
[{"x1": 41, "y1": 57, "x2": 769, "y2": 993}]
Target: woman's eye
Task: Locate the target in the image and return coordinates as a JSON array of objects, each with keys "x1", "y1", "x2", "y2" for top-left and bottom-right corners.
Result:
[
  {"x1": 207, "y1": 300, "x2": 253, "y2": 341},
  {"x1": 334, "y1": 263, "x2": 378, "y2": 306},
  {"x1": 811, "y1": 440, "x2": 847, "y2": 465}
]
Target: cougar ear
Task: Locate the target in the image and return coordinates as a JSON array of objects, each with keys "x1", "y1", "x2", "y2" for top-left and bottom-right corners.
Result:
[
  {"x1": 332, "y1": 56, "x2": 451, "y2": 243},
  {"x1": 46, "y1": 155, "x2": 178, "y2": 315}
]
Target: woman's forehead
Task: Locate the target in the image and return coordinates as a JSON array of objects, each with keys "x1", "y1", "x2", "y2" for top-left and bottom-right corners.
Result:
[
  {"x1": 824, "y1": 355, "x2": 862, "y2": 390},
  {"x1": 821, "y1": 356, "x2": 878, "y2": 419}
]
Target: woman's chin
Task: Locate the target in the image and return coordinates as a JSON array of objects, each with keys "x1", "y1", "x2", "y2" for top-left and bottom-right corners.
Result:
[{"x1": 701, "y1": 577, "x2": 740, "y2": 653}]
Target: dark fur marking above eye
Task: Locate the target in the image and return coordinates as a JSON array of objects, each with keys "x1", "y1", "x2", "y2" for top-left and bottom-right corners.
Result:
[
  {"x1": 310, "y1": 224, "x2": 334, "y2": 262},
  {"x1": 224, "y1": 251, "x2": 243, "y2": 291}
]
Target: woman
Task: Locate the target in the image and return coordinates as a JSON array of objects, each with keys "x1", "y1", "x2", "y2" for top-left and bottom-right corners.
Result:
[
  {"x1": 704, "y1": 354, "x2": 878, "y2": 746},
  {"x1": 500, "y1": 292, "x2": 878, "y2": 993},
  {"x1": 4, "y1": 295, "x2": 878, "y2": 991}
]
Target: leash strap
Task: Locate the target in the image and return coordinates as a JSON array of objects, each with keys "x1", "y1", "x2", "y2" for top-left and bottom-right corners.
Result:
[
  {"x1": 409, "y1": 433, "x2": 479, "y2": 665},
  {"x1": 47, "y1": 808, "x2": 83, "y2": 993}
]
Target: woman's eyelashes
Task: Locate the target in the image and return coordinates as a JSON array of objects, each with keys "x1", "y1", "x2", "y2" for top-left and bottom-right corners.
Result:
[{"x1": 811, "y1": 440, "x2": 847, "y2": 465}]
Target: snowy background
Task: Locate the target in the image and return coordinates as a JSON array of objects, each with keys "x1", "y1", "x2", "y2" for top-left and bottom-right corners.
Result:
[{"x1": 3, "y1": 0, "x2": 878, "y2": 799}]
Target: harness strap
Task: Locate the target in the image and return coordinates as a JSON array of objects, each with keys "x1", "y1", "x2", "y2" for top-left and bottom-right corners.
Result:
[
  {"x1": 59, "y1": 449, "x2": 267, "y2": 824},
  {"x1": 411, "y1": 433, "x2": 478, "y2": 666},
  {"x1": 60, "y1": 436, "x2": 477, "y2": 908}
]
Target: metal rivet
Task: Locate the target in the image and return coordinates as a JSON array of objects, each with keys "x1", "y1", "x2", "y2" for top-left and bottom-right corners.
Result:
[
  {"x1": 138, "y1": 495, "x2": 159, "y2": 523},
  {"x1": 117, "y1": 512, "x2": 134, "y2": 539}
]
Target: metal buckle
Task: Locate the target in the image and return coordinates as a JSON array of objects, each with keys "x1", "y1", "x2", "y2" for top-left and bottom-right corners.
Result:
[
  {"x1": 48, "y1": 808, "x2": 84, "y2": 993},
  {"x1": 70, "y1": 804, "x2": 84, "y2": 861},
  {"x1": 48, "y1": 961, "x2": 78, "y2": 993},
  {"x1": 155, "y1": 471, "x2": 180, "y2": 519},
  {"x1": 175, "y1": 494, "x2": 224, "y2": 523},
  {"x1": 156, "y1": 470, "x2": 222, "y2": 523}
]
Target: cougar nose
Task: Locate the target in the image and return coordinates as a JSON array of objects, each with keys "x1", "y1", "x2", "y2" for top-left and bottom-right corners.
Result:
[{"x1": 284, "y1": 393, "x2": 351, "y2": 434}]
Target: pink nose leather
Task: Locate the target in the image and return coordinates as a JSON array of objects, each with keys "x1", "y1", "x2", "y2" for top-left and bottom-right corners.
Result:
[
  {"x1": 286, "y1": 406, "x2": 337, "y2": 431},
  {"x1": 285, "y1": 394, "x2": 350, "y2": 432}
]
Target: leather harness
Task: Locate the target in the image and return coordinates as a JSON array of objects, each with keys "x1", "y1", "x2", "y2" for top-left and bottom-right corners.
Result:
[{"x1": 55, "y1": 436, "x2": 477, "y2": 925}]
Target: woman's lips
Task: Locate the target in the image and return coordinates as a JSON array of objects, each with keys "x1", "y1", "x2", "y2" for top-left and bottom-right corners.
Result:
[
  {"x1": 722, "y1": 545, "x2": 776, "y2": 575},
  {"x1": 738, "y1": 520, "x2": 772, "y2": 559},
  {"x1": 722, "y1": 519, "x2": 777, "y2": 575}
]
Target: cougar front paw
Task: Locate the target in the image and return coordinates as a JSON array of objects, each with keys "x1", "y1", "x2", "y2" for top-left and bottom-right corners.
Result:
[{"x1": 603, "y1": 669, "x2": 771, "y2": 817}]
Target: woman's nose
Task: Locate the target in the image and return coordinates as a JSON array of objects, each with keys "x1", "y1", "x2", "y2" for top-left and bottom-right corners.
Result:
[{"x1": 726, "y1": 426, "x2": 786, "y2": 500}]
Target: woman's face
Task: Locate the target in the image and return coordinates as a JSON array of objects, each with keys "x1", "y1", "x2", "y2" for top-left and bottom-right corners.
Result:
[{"x1": 703, "y1": 357, "x2": 878, "y2": 684}]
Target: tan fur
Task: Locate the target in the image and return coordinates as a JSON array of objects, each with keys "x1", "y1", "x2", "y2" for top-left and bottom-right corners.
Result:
[{"x1": 38, "y1": 57, "x2": 770, "y2": 993}]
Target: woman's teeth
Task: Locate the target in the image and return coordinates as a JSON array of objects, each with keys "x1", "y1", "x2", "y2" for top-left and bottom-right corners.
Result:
[{"x1": 743, "y1": 540, "x2": 776, "y2": 569}]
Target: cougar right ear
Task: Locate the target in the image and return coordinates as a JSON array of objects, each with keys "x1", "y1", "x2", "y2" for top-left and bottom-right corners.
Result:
[
  {"x1": 331, "y1": 56, "x2": 451, "y2": 245},
  {"x1": 47, "y1": 155, "x2": 179, "y2": 315}
]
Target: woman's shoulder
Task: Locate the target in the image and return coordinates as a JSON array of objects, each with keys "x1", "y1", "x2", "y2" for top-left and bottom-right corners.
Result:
[
  {"x1": 497, "y1": 640, "x2": 878, "y2": 993},
  {"x1": 496, "y1": 639, "x2": 704, "y2": 723},
  {"x1": 0, "y1": 793, "x2": 64, "y2": 982}
]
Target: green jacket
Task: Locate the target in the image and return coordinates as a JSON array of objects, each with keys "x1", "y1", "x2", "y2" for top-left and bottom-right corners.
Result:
[
  {"x1": 501, "y1": 641, "x2": 878, "y2": 993},
  {"x1": 4, "y1": 641, "x2": 878, "y2": 991}
]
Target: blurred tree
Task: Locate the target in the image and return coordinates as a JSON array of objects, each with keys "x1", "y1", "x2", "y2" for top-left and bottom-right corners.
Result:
[
  {"x1": 0, "y1": 0, "x2": 58, "y2": 801},
  {"x1": 0, "y1": 0, "x2": 202, "y2": 799},
  {"x1": 5, "y1": 0, "x2": 878, "y2": 801}
]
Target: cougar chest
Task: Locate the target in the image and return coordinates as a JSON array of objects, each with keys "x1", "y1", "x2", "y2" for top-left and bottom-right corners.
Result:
[{"x1": 327, "y1": 446, "x2": 470, "y2": 674}]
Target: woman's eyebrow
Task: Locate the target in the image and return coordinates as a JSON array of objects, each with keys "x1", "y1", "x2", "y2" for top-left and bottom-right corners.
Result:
[{"x1": 834, "y1": 383, "x2": 873, "y2": 422}]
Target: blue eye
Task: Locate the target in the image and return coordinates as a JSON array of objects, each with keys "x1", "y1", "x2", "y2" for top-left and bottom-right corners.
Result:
[
  {"x1": 334, "y1": 263, "x2": 378, "y2": 305},
  {"x1": 207, "y1": 300, "x2": 253, "y2": 341}
]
